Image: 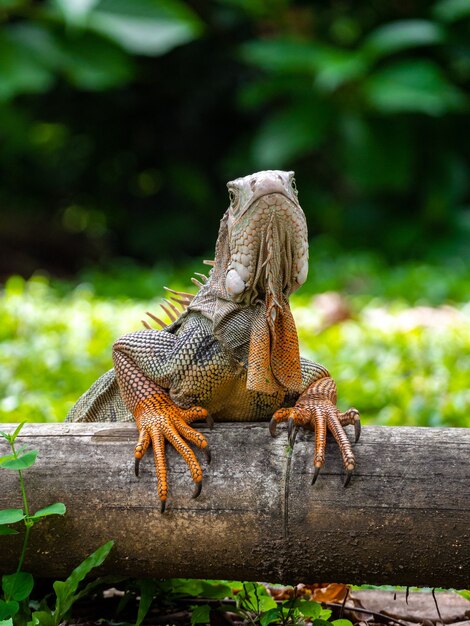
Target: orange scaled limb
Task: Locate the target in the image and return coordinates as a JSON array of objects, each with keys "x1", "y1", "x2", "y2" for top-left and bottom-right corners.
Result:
[{"x1": 133, "y1": 391, "x2": 211, "y2": 512}]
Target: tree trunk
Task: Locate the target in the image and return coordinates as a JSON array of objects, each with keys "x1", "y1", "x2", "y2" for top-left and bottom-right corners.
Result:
[{"x1": 0, "y1": 423, "x2": 468, "y2": 587}]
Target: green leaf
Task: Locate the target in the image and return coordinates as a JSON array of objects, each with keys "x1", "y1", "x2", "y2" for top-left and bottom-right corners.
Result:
[
  {"x1": 53, "y1": 0, "x2": 100, "y2": 25},
  {"x1": 363, "y1": 20, "x2": 445, "y2": 59},
  {"x1": 240, "y1": 39, "x2": 321, "y2": 73},
  {"x1": 340, "y1": 116, "x2": 412, "y2": 192},
  {"x1": 294, "y1": 600, "x2": 322, "y2": 619},
  {"x1": 0, "y1": 31, "x2": 54, "y2": 101},
  {"x1": 53, "y1": 540, "x2": 114, "y2": 622},
  {"x1": 433, "y1": 0, "x2": 470, "y2": 22},
  {"x1": 28, "y1": 610, "x2": 55, "y2": 626},
  {"x1": 30, "y1": 502, "x2": 66, "y2": 521},
  {"x1": 312, "y1": 620, "x2": 333, "y2": 626},
  {"x1": 332, "y1": 620, "x2": 353, "y2": 626},
  {"x1": 252, "y1": 101, "x2": 330, "y2": 167},
  {"x1": 135, "y1": 578, "x2": 157, "y2": 626},
  {"x1": 260, "y1": 607, "x2": 282, "y2": 626},
  {"x1": 0, "y1": 509, "x2": 24, "y2": 525},
  {"x1": 0, "y1": 619, "x2": 13, "y2": 626},
  {"x1": 190, "y1": 604, "x2": 211, "y2": 626},
  {"x1": 363, "y1": 60, "x2": 466, "y2": 115},
  {"x1": 0, "y1": 527, "x2": 19, "y2": 536},
  {"x1": 0, "y1": 600, "x2": 18, "y2": 621},
  {"x1": 2, "y1": 572, "x2": 34, "y2": 602},
  {"x1": 73, "y1": 575, "x2": 127, "y2": 604},
  {"x1": 0, "y1": 450, "x2": 38, "y2": 471},
  {"x1": 56, "y1": 32, "x2": 135, "y2": 90},
  {"x1": 9, "y1": 423, "x2": 25, "y2": 443},
  {"x1": 457, "y1": 590, "x2": 470, "y2": 601},
  {"x1": 87, "y1": 0, "x2": 204, "y2": 56}
]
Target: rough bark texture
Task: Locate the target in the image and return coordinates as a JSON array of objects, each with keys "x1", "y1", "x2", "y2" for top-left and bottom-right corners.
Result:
[{"x1": 0, "y1": 423, "x2": 468, "y2": 587}]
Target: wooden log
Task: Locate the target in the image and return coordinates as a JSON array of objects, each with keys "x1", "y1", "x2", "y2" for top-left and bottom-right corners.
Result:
[{"x1": 0, "y1": 423, "x2": 469, "y2": 587}]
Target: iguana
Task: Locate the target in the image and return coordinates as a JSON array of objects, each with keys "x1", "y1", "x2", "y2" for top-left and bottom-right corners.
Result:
[{"x1": 67, "y1": 170, "x2": 360, "y2": 512}]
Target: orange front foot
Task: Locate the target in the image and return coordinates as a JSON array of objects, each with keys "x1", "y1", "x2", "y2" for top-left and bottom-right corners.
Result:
[
  {"x1": 133, "y1": 392, "x2": 211, "y2": 512},
  {"x1": 270, "y1": 401, "x2": 360, "y2": 486}
]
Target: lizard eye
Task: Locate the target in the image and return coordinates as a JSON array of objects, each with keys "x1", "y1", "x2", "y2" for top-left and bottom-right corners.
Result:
[
  {"x1": 291, "y1": 178, "x2": 298, "y2": 195},
  {"x1": 228, "y1": 188, "x2": 240, "y2": 213}
]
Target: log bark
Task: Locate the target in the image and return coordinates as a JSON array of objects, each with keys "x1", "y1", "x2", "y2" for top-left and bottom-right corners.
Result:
[{"x1": 0, "y1": 423, "x2": 468, "y2": 587}]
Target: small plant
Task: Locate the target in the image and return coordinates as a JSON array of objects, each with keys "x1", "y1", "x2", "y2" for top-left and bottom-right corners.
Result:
[
  {"x1": 0, "y1": 423, "x2": 115, "y2": 626},
  {"x1": 119, "y1": 579, "x2": 354, "y2": 626},
  {"x1": 0, "y1": 422, "x2": 66, "y2": 625}
]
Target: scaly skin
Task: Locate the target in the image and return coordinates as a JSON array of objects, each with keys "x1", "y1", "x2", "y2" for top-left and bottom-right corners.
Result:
[{"x1": 67, "y1": 170, "x2": 361, "y2": 510}]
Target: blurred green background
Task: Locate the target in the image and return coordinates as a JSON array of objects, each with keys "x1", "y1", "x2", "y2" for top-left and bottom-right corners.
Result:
[{"x1": 0, "y1": 0, "x2": 469, "y2": 427}]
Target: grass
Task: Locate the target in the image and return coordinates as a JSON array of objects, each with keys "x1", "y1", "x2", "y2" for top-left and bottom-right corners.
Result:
[{"x1": 0, "y1": 242, "x2": 468, "y2": 427}]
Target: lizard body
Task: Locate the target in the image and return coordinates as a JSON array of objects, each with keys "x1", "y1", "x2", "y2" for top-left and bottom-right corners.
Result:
[{"x1": 67, "y1": 170, "x2": 360, "y2": 510}]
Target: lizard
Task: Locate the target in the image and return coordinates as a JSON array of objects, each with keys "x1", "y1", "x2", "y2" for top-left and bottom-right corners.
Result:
[{"x1": 67, "y1": 169, "x2": 360, "y2": 512}]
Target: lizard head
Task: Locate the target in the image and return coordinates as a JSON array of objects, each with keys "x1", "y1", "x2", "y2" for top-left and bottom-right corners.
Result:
[
  {"x1": 223, "y1": 170, "x2": 308, "y2": 305},
  {"x1": 207, "y1": 170, "x2": 308, "y2": 394}
]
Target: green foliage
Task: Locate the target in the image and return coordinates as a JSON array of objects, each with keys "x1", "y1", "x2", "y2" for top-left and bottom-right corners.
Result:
[
  {"x1": 113, "y1": 579, "x2": 348, "y2": 626},
  {"x1": 0, "y1": 253, "x2": 468, "y2": 428},
  {"x1": 1, "y1": 0, "x2": 470, "y2": 271},
  {"x1": 0, "y1": 422, "x2": 114, "y2": 625},
  {"x1": 0, "y1": 427, "x2": 113, "y2": 625},
  {"x1": 49, "y1": 540, "x2": 115, "y2": 625},
  {"x1": 0, "y1": 423, "x2": 67, "y2": 625}
]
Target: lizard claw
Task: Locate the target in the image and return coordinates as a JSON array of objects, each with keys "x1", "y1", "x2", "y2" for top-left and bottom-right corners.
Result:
[
  {"x1": 269, "y1": 417, "x2": 277, "y2": 437},
  {"x1": 287, "y1": 417, "x2": 297, "y2": 447},
  {"x1": 343, "y1": 469, "x2": 353, "y2": 487},
  {"x1": 311, "y1": 465, "x2": 321, "y2": 486},
  {"x1": 354, "y1": 418, "x2": 361, "y2": 443},
  {"x1": 160, "y1": 500, "x2": 166, "y2": 514},
  {"x1": 135, "y1": 458, "x2": 141, "y2": 477},
  {"x1": 205, "y1": 414, "x2": 214, "y2": 430},
  {"x1": 193, "y1": 481, "x2": 202, "y2": 499},
  {"x1": 203, "y1": 446, "x2": 212, "y2": 464}
]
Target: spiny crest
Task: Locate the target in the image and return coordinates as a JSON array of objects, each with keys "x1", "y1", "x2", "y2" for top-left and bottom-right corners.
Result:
[{"x1": 141, "y1": 260, "x2": 214, "y2": 330}]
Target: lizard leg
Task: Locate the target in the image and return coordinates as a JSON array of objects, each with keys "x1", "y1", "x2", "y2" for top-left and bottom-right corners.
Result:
[
  {"x1": 113, "y1": 344, "x2": 209, "y2": 511},
  {"x1": 270, "y1": 376, "x2": 360, "y2": 486}
]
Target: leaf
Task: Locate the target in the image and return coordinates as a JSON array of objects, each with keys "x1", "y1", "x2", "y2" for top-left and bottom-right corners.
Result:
[
  {"x1": 363, "y1": 20, "x2": 445, "y2": 59},
  {"x1": 0, "y1": 450, "x2": 38, "y2": 470},
  {"x1": 240, "y1": 39, "x2": 321, "y2": 73},
  {"x1": 135, "y1": 578, "x2": 158, "y2": 626},
  {"x1": 27, "y1": 610, "x2": 55, "y2": 626},
  {"x1": 0, "y1": 509, "x2": 24, "y2": 525},
  {"x1": 363, "y1": 60, "x2": 466, "y2": 115},
  {"x1": 56, "y1": 32, "x2": 135, "y2": 90},
  {"x1": 294, "y1": 600, "x2": 322, "y2": 619},
  {"x1": 190, "y1": 604, "x2": 211, "y2": 626},
  {"x1": 87, "y1": 0, "x2": 204, "y2": 56},
  {"x1": 73, "y1": 575, "x2": 127, "y2": 604},
  {"x1": 9, "y1": 423, "x2": 25, "y2": 443},
  {"x1": 0, "y1": 527, "x2": 19, "y2": 536},
  {"x1": 0, "y1": 619, "x2": 13, "y2": 626},
  {"x1": 53, "y1": 0, "x2": 100, "y2": 25},
  {"x1": 0, "y1": 31, "x2": 54, "y2": 101},
  {"x1": 0, "y1": 600, "x2": 18, "y2": 621},
  {"x1": 252, "y1": 101, "x2": 330, "y2": 167},
  {"x1": 433, "y1": 0, "x2": 470, "y2": 22},
  {"x1": 340, "y1": 115, "x2": 412, "y2": 193},
  {"x1": 457, "y1": 590, "x2": 470, "y2": 601},
  {"x1": 260, "y1": 607, "x2": 282, "y2": 626},
  {"x1": 53, "y1": 540, "x2": 114, "y2": 621},
  {"x1": 332, "y1": 620, "x2": 353, "y2": 626},
  {"x1": 2, "y1": 572, "x2": 34, "y2": 601},
  {"x1": 312, "y1": 620, "x2": 333, "y2": 626},
  {"x1": 30, "y1": 502, "x2": 66, "y2": 521}
]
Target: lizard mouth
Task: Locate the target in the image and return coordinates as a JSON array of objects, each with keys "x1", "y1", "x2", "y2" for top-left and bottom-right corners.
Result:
[{"x1": 225, "y1": 191, "x2": 309, "y2": 306}]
